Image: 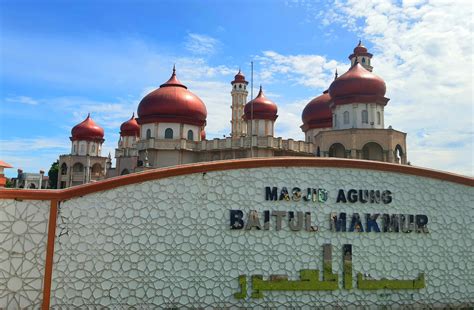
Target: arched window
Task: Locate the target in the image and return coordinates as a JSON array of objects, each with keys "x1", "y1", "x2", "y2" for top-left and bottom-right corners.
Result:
[
  {"x1": 361, "y1": 110, "x2": 368, "y2": 124},
  {"x1": 334, "y1": 114, "x2": 338, "y2": 127},
  {"x1": 146, "y1": 129, "x2": 151, "y2": 139},
  {"x1": 72, "y1": 163, "x2": 84, "y2": 172},
  {"x1": 91, "y1": 163, "x2": 102, "y2": 177},
  {"x1": 244, "y1": 85, "x2": 246, "y2": 90},
  {"x1": 187, "y1": 130, "x2": 194, "y2": 140},
  {"x1": 60, "y1": 163, "x2": 67, "y2": 175},
  {"x1": 91, "y1": 144, "x2": 95, "y2": 153},
  {"x1": 164, "y1": 128, "x2": 173, "y2": 139},
  {"x1": 73, "y1": 145, "x2": 76, "y2": 153},
  {"x1": 362, "y1": 57, "x2": 366, "y2": 63},
  {"x1": 239, "y1": 84, "x2": 242, "y2": 89},
  {"x1": 234, "y1": 85, "x2": 236, "y2": 89},
  {"x1": 343, "y1": 111, "x2": 350, "y2": 124},
  {"x1": 79, "y1": 144, "x2": 85, "y2": 154},
  {"x1": 377, "y1": 112, "x2": 381, "y2": 125}
]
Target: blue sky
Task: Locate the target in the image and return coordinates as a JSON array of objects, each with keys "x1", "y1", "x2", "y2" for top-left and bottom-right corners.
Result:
[{"x1": 1, "y1": 0, "x2": 472, "y2": 177}]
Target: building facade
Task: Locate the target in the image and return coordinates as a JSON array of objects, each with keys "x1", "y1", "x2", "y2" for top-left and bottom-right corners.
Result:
[{"x1": 58, "y1": 42, "x2": 407, "y2": 188}]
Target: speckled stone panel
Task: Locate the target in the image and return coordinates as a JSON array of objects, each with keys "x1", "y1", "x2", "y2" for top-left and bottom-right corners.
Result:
[
  {"x1": 0, "y1": 199, "x2": 49, "y2": 309},
  {"x1": 50, "y1": 168, "x2": 474, "y2": 307}
]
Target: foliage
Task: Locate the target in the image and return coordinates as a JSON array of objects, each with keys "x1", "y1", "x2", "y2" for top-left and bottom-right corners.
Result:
[{"x1": 48, "y1": 160, "x2": 59, "y2": 189}]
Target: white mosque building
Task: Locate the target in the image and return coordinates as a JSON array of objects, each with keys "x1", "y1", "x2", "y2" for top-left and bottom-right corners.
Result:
[{"x1": 57, "y1": 42, "x2": 407, "y2": 188}]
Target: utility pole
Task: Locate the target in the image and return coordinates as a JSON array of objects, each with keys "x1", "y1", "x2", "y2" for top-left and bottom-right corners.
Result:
[{"x1": 250, "y1": 61, "x2": 254, "y2": 157}]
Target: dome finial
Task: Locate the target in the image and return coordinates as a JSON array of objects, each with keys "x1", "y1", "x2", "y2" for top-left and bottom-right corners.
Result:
[
  {"x1": 358, "y1": 39, "x2": 362, "y2": 46},
  {"x1": 87, "y1": 112, "x2": 91, "y2": 118},
  {"x1": 172, "y1": 64, "x2": 176, "y2": 75},
  {"x1": 334, "y1": 68, "x2": 338, "y2": 80},
  {"x1": 131, "y1": 112, "x2": 135, "y2": 119}
]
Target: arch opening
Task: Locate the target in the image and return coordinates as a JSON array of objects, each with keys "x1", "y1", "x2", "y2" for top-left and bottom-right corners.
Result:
[
  {"x1": 362, "y1": 142, "x2": 384, "y2": 161},
  {"x1": 72, "y1": 163, "x2": 84, "y2": 173},
  {"x1": 60, "y1": 163, "x2": 67, "y2": 175},
  {"x1": 328, "y1": 143, "x2": 346, "y2": 158}
]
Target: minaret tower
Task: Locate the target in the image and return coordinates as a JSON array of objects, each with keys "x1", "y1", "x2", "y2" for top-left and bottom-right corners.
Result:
[
  {"x1": 230, "y1": 69, "x2": 249, "y2": 137},
  {"x1": 349, "y1": 40, "x2": 373, "y2": 72}
]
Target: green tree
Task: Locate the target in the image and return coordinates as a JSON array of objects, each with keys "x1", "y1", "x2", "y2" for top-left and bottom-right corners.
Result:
[
  {"x1": 5, "y1": 179, "x2": 13, "y2": 188},
  {"x1": 48, "y1": 160, "x2": 59, "y2": 189}
]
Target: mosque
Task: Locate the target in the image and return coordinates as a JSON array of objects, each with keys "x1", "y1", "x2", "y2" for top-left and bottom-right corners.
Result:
[{"x1": 57, "y1": 42, "x2": 407, "y2": 188}]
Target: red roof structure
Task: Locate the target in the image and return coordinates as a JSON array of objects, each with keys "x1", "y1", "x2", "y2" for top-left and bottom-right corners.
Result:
[
  {"x1": 137, "y1": 67, "x2": 207, "y2": 126},
  {"x1": 301, "y1": 90, "x2": 333, "y2": 131},
  {"x1": 71, "y1": 114, "x2": 105, "y2": 142},
  {"x1": 243, "y1": 86, "x2": 278, "y2": 121},
  {"x1": 120, "y1": 113, "x2": 140, "y2": 137}
]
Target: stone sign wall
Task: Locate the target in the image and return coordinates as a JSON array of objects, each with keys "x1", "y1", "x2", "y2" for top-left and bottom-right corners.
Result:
[{"x1": 0, "y1": 159, "x2": 472, "y2": 308}]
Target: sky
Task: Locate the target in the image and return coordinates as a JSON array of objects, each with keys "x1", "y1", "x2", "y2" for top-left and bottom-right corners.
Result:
[{"x1": 0, "y1": 0, "x2": 472, "y2": 177}]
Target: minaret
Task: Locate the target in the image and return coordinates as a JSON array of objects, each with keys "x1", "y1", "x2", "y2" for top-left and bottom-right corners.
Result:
[
  {"x1": 230, "y1": 69, "x2": 249, "y2": 137},
  {"x1": 348, "y1": 40, "x2": 373, "y2": 71}
]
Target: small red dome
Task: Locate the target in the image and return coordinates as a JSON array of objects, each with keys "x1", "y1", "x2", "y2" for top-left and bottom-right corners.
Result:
[
  {"x1": 231, "y1": 69, "x2": 248, "y2": 85},
  {"x1": 244, "y1": 86, "x2": 278, "y2": 121},
  {"x1": 354, "y1": 40, "x2": 368, "y2": 54},
  {"x1": 137, "y1": 67, "x2": 207, "y2": 126},
  {"x1": 120, "y1": 113, "x2": 140, "y2": 137},
  {"x1": 329, "y1": 63, "x2": 388, "y2": 105},
  {"x1": 349, "y1": 40, "x2": 373, "y2": 60},
  {"x1": 201, "y1": 130, "x2": 206, "y2": 140},
  {"x1": 71, "y1": 114, "x2": 104, "y2": 142},
  {"x1": 301, "y1": 90, "x2": 332, "y2": 131}
]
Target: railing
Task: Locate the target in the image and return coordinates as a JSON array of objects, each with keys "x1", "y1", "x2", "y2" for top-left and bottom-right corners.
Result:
[{"x1": 136, "y1": 137, "x2": 313, "y2": 154}]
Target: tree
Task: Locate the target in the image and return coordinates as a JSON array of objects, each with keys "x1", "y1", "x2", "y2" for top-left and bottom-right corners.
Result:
[
  {"x1": 5, "y1": 179, "x2": 13, "y2": 188},
  {"x1": 48, "y1": 160, "x2": 59, "y2": 189}
]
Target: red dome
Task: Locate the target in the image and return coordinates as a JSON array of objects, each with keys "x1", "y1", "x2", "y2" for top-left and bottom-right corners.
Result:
[
  {"x1": 231, "y1": 69, "x2": 248, "y2": 85},
  {"x1": 120, "y1": 113, "x2": 140, "y2": 137},
  {"x1": 244, "y1": 86, "x2": 278, "y2": 121},
  {"x1": 301, "y1": 90, "x2": 332, "y2": 131},
  {"x1": 349, "y1": 40, "x2": 373, "y2": 60},
  {"x1": 71, "y1": 114, "x2": 104, "y2": 142},
  {"x1": 354, "y1": 40, "x2": 368, "y2": 54},
  {"x1": 137, "y1": 67, "x2": 207, "y2": 126},
  {"x1": 329, "y1": 63, "x2": 388, "y2": 106}
]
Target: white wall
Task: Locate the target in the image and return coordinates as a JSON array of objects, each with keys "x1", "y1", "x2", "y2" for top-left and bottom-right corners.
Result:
[
  {"x1": 157, "y1": 123, "x2": 180, "y2": 139},
  {"x1": 140, "y1": 123, "x2": 156, "y2": 139},
  {"x1": 72, "y1": 140, "x2": 102, "y2": 156},
  {"x1": 49, "y1": 167, "x2": 472, "y2": 307},
  {"x1": 333, "y1": 104, "x2": 384, "y2": 130},
  {"x1": 247, "y1": 119, "x2": 274, "y2": 137},
  {"x1": 182, "y1": 124, "x2": 200, "y2": 141},
  {"x1": 2, "y1": 166, "x2": 472, "y2": 308}
]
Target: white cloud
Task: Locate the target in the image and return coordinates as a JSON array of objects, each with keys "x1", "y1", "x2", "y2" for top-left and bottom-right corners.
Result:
[
  {"x1": 5, "y1": 96, "x2": 39, "y2": 105},
  {"x1": 184, "y1": 33, "x2": 220, "y2": 55},
  {"x1": 273, "y1": 0, "x2": 474, "y2": 175},
  {"x1": 256, "y1": 51, "x2": 348, "y2": 89}
]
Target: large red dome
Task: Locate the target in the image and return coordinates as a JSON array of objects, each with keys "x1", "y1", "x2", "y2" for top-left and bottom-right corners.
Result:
[
  {"x1": 71, "y1": 114, "x2": 104, "y2": 142},
  {"x1": 243, "y1": 86, "x2": 278, "y2": 121},
  {"x1": 120, "y1": 113, "x2": 140, "y2": 137},
  {"x1": 301, "y1": 90, "x2": 332, "y2": 131},
  {"x1": 328, "y1": 63, "x2": 388, "y2": 106},
  {"x1": 137, "y1": 68, "x2": 207, "y2": 126}
]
